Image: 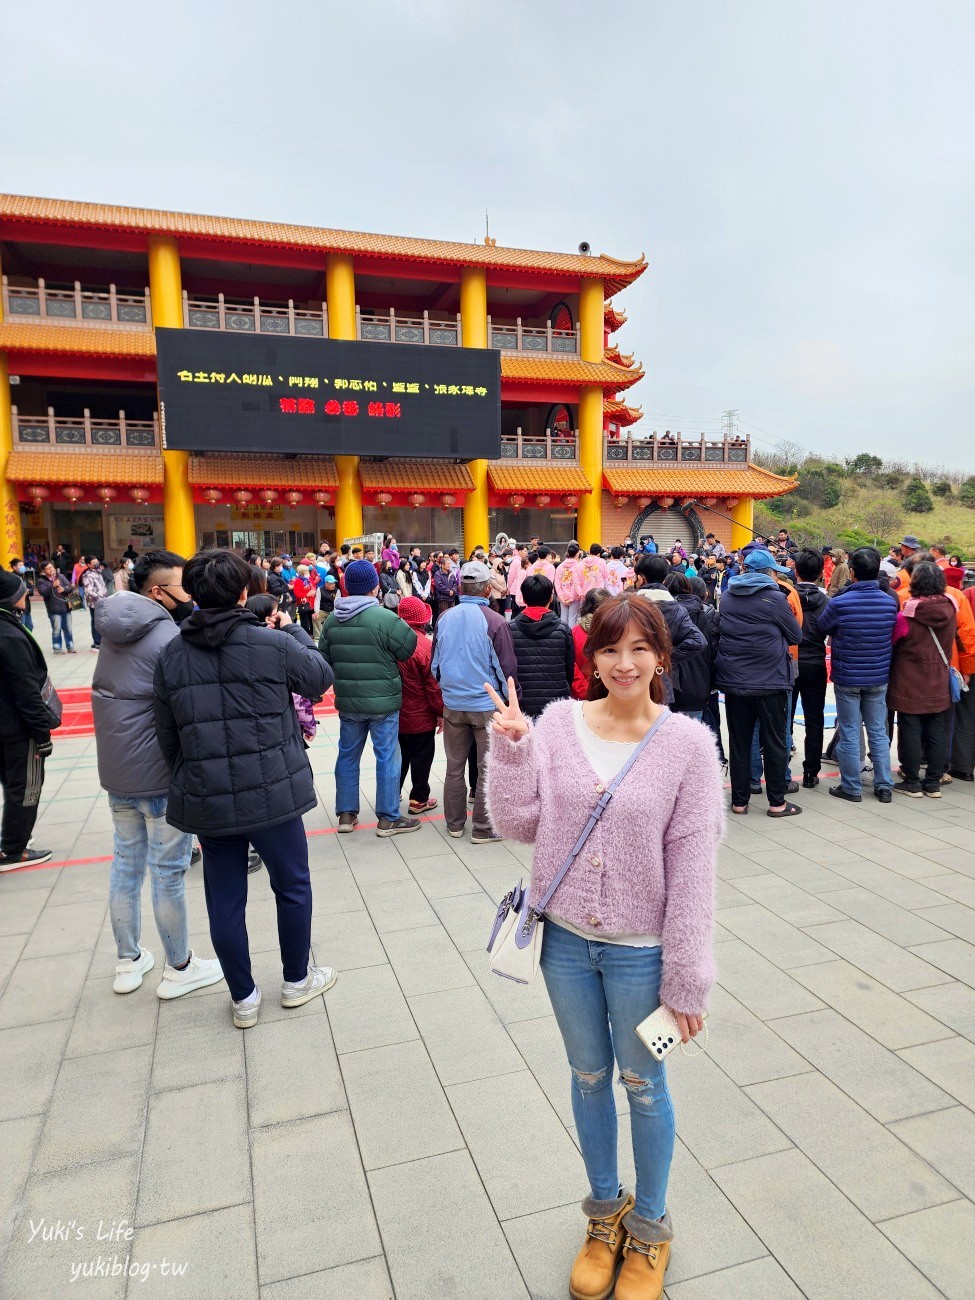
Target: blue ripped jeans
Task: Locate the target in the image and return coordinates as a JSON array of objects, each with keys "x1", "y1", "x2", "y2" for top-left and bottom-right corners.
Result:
[{"x1": 540, "y1": 921, "x2": 676, "y2": 1220}]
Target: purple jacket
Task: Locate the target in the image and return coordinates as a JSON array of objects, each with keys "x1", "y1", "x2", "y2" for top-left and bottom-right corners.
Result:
[{"x1": 485, "y1": 703, "x2": 723, "y2": 1014}]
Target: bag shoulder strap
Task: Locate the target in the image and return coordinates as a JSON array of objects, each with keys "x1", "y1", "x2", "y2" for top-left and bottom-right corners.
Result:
[
  {"x1": 928, "y1": 625, "x2": 950, "y2": 668},
  {"x1": 535, "y1": 708, "x2": 672, "y2": 915}
]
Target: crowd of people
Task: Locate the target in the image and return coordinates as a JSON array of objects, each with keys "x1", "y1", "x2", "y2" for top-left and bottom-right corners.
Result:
[{"x1": 1, "y1": 522, "x2": 973, "y2": 1298}]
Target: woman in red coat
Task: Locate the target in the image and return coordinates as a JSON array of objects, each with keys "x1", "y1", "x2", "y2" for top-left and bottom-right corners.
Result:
[
  {"x1": 395, "y1": 597, "x2": 444, "y2": 813},
  {"x1": 570, "y1": 587, "x2": 612, "y2": 699}
]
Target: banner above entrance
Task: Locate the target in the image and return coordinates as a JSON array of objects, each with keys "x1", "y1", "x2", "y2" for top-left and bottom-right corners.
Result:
[{"x1": 156, "y1": 329, "x2": 501, "y2": 460}]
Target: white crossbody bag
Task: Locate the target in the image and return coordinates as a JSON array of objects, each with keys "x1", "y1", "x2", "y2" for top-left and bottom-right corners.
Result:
[{"x1": 485, "y1": 710, "x2": 672, "y2": 984}]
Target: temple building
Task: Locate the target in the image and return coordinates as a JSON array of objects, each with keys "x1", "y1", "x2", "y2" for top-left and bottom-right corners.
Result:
[{"x1": 0, "y1": 194, "x2": 796, "y2": 567}]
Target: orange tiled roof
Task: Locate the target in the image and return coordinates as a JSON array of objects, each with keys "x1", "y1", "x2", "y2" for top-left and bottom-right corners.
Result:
[
  {"x1": 1, "y1": 195, "x2": 647, "y2": 295},
  {"x1": 0, "y1": 321, "x2": 154, "y2": 357},
  {"x1": 604, "y1": 303, "x2": 627, "y2": 332},
  {"x1": 188, "y1": 454, "x2": 338, "y2": 488},
  {"x1": 489, "y1": 464, "x2": 592, "y2": 493},
  {"x1": 501, "y1": 355, "x2": 643, "y2": 391},
  {"x1": 604, "y1": 345, "x2": 636, "y2": 368},
  {"x1": 604, "y1": 400, "x2": 643, "y2": 427},
  {"x1": 358, "y1": 460, "x2": 474, "y2": 492},
  {"x1": 602, "y1": 465, "x2": 798, "y2": 500},
  {"x1": 7, "y1": 449, "x2": 163, "y2": 484}
]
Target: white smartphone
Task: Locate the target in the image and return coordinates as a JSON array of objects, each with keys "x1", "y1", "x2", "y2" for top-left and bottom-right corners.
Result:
[{"x1": 636, "y1": 1005, "x2": 708, "y2": 1061}]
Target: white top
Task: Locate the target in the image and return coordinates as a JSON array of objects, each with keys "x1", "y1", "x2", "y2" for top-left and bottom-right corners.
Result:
[{"x1": 545, "y1": 701, "x2": 661, "y2": 950}]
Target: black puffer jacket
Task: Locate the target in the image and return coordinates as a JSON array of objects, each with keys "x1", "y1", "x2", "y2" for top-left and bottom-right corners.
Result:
[
  {"x1": 671, "y1": 593, "x2": 717, "y2": 712},
  {"x1": 509, "y1": 610, "x2": 574, "y2": 719},
  {"x1": 153, "y1": 606, "x2": 332, "y2": 836},
  {"x1": 0, "y1": 607, "x2": 54, "y2": 743},
  {"x1": 795, "y1": 582, "x2": 830, "y2": 666}
]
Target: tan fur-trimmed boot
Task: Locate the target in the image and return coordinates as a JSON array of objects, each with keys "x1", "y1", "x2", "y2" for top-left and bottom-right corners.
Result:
[
  {"x1": 614, "y1": 1209, "x2": 673, "y2": 1300},
  {"x1": 568, "y1": 1190, "x2": 635, "y2": 1300}
]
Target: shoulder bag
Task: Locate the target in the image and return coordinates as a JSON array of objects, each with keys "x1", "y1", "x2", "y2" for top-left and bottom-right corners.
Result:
[
  {"x1": 486, "y1": 709, "x2": 672, "y2": 984},
  {"x1": 929, "y1": 627, "x2": 965, "y2": 704}
]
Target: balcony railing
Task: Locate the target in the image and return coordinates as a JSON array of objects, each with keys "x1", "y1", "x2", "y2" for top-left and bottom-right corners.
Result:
[
  {"x1": 604, "y1": 433, "x2": 750, "y2": 465},
  {"x1": 183, "y1": 293, "x2": 328, "y2": 337},
  {"x1": 2, "y1": 277, "x2": 151, "y2": 329},
  {"x1": 12, "y1": 406, "x2": 158, "y2": 449},
  {"x1": 488, "y1": 318, "x2": 580, "y2": 356},
  {"x1": 499, "y1": 428, "x2": 579, "y2": 462},
  {"x1": 357, "y1": 308, "x2": 461, "y2": 346}
]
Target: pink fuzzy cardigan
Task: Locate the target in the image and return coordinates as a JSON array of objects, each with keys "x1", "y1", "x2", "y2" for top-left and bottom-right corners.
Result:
[{"x1": 485, "y1": 703, "x2": 724, "y2": 1014}]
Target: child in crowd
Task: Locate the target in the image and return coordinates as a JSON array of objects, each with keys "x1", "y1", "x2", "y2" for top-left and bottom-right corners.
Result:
[{"x1": 395, "y1": 596, "x2": 444, "y2": 814}]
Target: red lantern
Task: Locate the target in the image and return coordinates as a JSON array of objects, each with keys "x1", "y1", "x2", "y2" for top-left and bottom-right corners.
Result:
[
  {"x1": 614, "y1": 495, "x2": 630, "y2": 511},
  {"x1": 233, "y1": 489, "x2": 253, "y2": 504},
  {"x1": 408, "y1": 492, "x2": 426, "y2": 510},
  {"x1": 563, "y1": 493, "x2": 580, "y2": 510},
  {"x1": 129, "y1": 486, "x2": 151, "y2": 504},
  {"x1": 259, "y1": 489, "x2": 279, "y2": 505},
  {"x1": 203, "y1": 488, "x2": 223, "y2": 504},
  {"x1": 27, "y1": 485, "x2": 50, "y2": 502},
  {"x1": 702, "y1": 496, "x2": 718, "y2": 508},
  {"x1": 375, "y1": 490, "x2": 392, "y2": 508},
  {"x1": 439, "y1": 492, "x2": 456, "y2": 511},
  {"x1": 313, "y1": 490, "x2": 333, "y2": 507},
  {"x1": 96, "y1": 486, "x2": 117, "y2": 509},
  {"x1": 658, "y1": 496, "x2": 675, "y2": 509},
  {"x1": 285, "y1": 490, "x2": 303, "y2": 508},
  {"x1": 637, "y1": 496, "x2": 652, "y2": 510},
  {"x1": 510, "y1": 493, "x2": 526, "y2": 513},
  {"x1": 725, "y1": 497, "x2": 739, "y2": 510},
  {"x1": 535, "y1": 494, "x2": 551, "y2": 509},
  {"x1": 62, "y1": 486, "x2": 84, "y2": 502}
]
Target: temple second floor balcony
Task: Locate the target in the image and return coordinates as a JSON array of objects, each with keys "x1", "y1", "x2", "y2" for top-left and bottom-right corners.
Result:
[
  {"x1": 488, "y1": 318, "x2": 580, "y2": 356},
  {"x1": 12, "y1": 406, "x2": 158, "y2": 449},
  {"x1": 184, "y1": 293, "x2": 328, "y2": 336},
  {"x1": 2, "y1": 277, "x2": 151, "y2": 329},
  {"x1": 604, "y1": 432, "x2": 751, "y2": 465},
  {"x1": 499, "y1": 428, "x2": 579, "y2": 462}
]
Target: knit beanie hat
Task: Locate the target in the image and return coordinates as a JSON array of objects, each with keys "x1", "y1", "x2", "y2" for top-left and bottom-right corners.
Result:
[
  {"x1": 344, "y1": 559, "x2": 381, "y2": 596},
  {"x1": 397, "y1": 596, "x2": 430, "y2": 628},
  {"x1": 0, "y1": 569, "x2": 27, "y2": 609}
]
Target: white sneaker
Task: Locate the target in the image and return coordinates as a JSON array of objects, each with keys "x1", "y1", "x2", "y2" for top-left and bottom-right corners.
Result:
[
  {"x1": 281, "y1": 965, "x2": 337, "y2": 1007},
  {"x1": 156, "y1": 951, "x2": 225, "y2": 1000},
  {"x1": 114, "y1": 947, "x2": 154, "y2": 994},
  {"x1": 233, "y1": 986, "x2": 261, "y2": 1029}
]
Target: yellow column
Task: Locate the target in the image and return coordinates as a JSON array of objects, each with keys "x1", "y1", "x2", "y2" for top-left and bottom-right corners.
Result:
[
  {"x1": 326, "y1": 255, "x2": 362, "y2": 543},
  {"x1": 0, "y1": 353, "x2": 24, "y2": 569},
  {"x1": 730, "y1": 497, "x2": 755, "y2": 551},
  {"x1": 461, "y1": 267, "x2": 489, "y2": 555},
  {"x1": 148, "y1": 235, "x2": 196, "y2": 558},
  {"x1": 576, "y1": 276, "x2": 605, "y2": 546}
]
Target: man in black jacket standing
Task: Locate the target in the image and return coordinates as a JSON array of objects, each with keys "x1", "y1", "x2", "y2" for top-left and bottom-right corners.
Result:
[
  {"x1": 153, "y1": 550, "x2": 333, "y2": 1029},
  {"x1": 632, "y1": 554, "x2": 707, "y2": 704},
  {"x1": 792, "y1": 549, "x2": 831, "y2": 789},
  {"x1": 0, "y1": 569, "x2": 56, "y2": 868},
  {"x1": 509, "y1": 575, "x2": 574, "y2": 718}
]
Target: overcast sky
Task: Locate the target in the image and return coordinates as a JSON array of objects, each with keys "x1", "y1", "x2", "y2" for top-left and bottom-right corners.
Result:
[{"x1": 3, "y1": 0, "x2": 973, "y2": 468}]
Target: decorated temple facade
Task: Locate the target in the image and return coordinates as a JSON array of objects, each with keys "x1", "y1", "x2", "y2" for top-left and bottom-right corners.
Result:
[{"x1": 0, "y1": 195, "x2": 795, "y2": 566}]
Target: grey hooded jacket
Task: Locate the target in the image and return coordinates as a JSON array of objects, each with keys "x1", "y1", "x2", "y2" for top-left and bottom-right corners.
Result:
[{"x1": 92, "y1": 592, "x2": 180, "y2": 797}]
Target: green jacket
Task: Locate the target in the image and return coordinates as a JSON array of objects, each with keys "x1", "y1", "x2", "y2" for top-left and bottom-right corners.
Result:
[{"x1": 318, "y1": 598, "x2": 417, "y2": 716}]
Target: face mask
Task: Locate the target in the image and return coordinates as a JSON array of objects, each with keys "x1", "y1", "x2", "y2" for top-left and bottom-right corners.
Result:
[{"x1": 159, "y1": 594, "x2": 195, "y2": 623}]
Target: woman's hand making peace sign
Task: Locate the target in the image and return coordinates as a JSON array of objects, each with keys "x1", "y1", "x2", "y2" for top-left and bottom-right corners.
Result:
[{"x1": 484, "y1": 677, "x2": 529, "y2": 742}]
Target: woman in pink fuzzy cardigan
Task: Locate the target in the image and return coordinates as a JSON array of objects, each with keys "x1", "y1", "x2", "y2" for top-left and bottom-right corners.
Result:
[{"x1": 485, "y1": 594, "x2": 723, "y2": 1300}]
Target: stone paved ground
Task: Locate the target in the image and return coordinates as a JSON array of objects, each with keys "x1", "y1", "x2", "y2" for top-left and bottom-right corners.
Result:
[{"x1": 1, "y1": 612, "x2": 974, "y2": 1298}]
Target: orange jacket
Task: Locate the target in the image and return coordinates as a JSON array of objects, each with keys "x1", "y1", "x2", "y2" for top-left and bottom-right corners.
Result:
[
  {"x1": 777, "y1": 579, "x2": 804, "y2": 661},
  {"x1": 896, "y1": 582, "x2": 975, "y2": 674}
]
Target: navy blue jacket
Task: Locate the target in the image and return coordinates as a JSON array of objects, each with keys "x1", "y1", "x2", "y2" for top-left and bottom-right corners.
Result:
[
  {"x1": 714, "y1": 575, "x2": 802, "y2": 695},
  {"x1": 817, "y1": 580, "x2": 898, "y2": 688}
]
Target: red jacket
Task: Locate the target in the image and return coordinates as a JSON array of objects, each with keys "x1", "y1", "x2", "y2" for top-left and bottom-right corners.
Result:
[
  {"x1": 397, "y1": 633, "x2": 444, "y2": 733},
  {"x1": 292, "y1": 576, "x2": 316, "y2": 608},
  {"x1": 571, "y1": 623, "x2": 591, "y2": 700}
]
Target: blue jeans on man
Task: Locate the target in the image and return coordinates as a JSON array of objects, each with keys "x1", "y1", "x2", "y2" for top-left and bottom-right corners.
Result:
[
  {"x1": 834, "y1": 685, "x2": 892, "y2": 796},
  {"x1": 335, "y1": 711, "x2": 401, "y2": 821},
  {"x1": 108, "y1": 793, "x2": 193, "y2": 966}
]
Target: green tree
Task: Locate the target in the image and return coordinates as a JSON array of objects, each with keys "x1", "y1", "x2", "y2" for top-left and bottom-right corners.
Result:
[
  {"x1": 798, "y1": 468, "x2": 842, "y2": 508},
  {"x1": 931, "y1": 480, "x2": 953, "y2": 498},
  {"x1": 846, "y1": 452, "x2": 883, "y2": 476},
  {"x1": 959, "y1": 478, "x2": 975, "y2": 509},
  {"x1": 901, "y1": 478, "x2": 934, "y2": 514}
]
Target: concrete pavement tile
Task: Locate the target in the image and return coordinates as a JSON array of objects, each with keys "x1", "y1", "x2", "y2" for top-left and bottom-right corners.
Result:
[
  {"x1": 923, "y1": 872, "x2": 975, "y2": 908},
  {"x1": 711, "y1": 1148, "x2": 940, "y2": 1299},
  {"x1": 667, "y1": 1256, "x2": 804, "y2": 1298},
  {"x1": 340, "y1": 839, "x2": 413, "y2": 886},
  {"x1": 915, "y1": 903, "x2": 975, "y2": 944},
  {"x1": 310, "y1": 906, "x2": 388, "y2": 972},
  {"x1": 0, "y1": 1114, "x2": 42, "y2": 1252},
  {"x1": 898, "y1": 1036, "x2": 975, "y2": 1111},
  {"x1": 341, "y1": 1038, "x2": 463, "y2": 1170},
  {"x1": 505, "y1": 1015, "x2": 573, "y2": 1123},
  {"x1": 0, "y1": 951, "x2": 92, "y2": 1029},
  {"x1": 745, "y1": 1072, "x2": 957, "y2": 1221},
  {"x1": 64, "y1": 975, "x2": 158, "y2": 1058},
  {"x1": 252, "y1": 1111, "x2": 380, "y2": 1284},
  {"x1": 802, "y1": 920, "x2": 952, "y2": 992},
  {"x1": 369, "y1": 1149, "x2": 529, "y2": 1299},
  {"x1": 716, "y1": 904, "x2": 834, "y2": 969},
  {"x1": 33, "y1": 1045, "x2": 149, "y2": 1174},
  {"x1": 37, "y1": 795, "x2": 98, "y2": 825},
  {"x1": 431, "y1": 890, "x2": 495, "y2": 951},
  {"x1": 324, "y1": 963, "x2": 417, "y2": 1053},
  {"x1": 716, "y1": 845, "x2": 770, "y2": 880},
  {"x1": 917, "y1": 845, "x2": 975, "y2": 878},
  {"x1": 20, "y1": 898, "x2": 105, "y2": 960},
  {"x1": 1, "y1": 1155, "x2": 138, "y2": 1300},
  {"x1": 0, "y1": 931, "x2": 27, "y2": 1000},
  {"x1": 303, "y1": 866, "x2": 364, "y2": 916},
  {"x1": 501, "y1": 1202, "x2": 592, "y2": 1300},
  {"x1": 408, "y1": 984, "x2": 525, "y2": 1086},
  {"x1": 909, "y1": 938, "x2": 975, "y2": 986},
  {"x1": 879, "y1": 1199, "x2": 975, "y2": 1300},
  {"x1": 152, "y1": 991, "x2": 244, "y2": 1090},
  {"x1": 356, "y1": 875, "x2": 439, "y2": 933},
  {"x1": 245, "y1": 1014, "x2": 346, "y2": 1128},
  {"x1": 136, "y1": 1078, "x2": 251, "y2": 1225},
  {"x1": 467, "y1": 860, "x2": 523, "y2": 904},
  {"x1": 770, "y1": 1009, "x2": 953, "y2": 1123},
  {"x1": 825, "y1": 888, "x2": 951, "y2": 946},
  {"x1": 663, "y1": 1138, "x2": 768, "y2": 1284},
  {"x1": 904, "y1": 982, "x2": 975, "y2": 1040},
  {"x1": 714, "y1": 936, "x2": 825, "y2": 1019},
  {"x1": 704, "y1": 986, "x2": 812, "y2": 1086},
  {"x1": 128, "y1": 1202, "x2": 256, "y2": 1298},
  {"x1": 848, "y1": 840, "x2": 955, "y2": 881},
  {"x1": 406, "y1": 851, "x2": 481, "y2": 900},
  {"x1": 760, "y1": 857, "x2": 852, "y2": 894},
  {"x1": 715, "y1": 880, "x2": 753, "y2": 910},
  {"x1": 381, "y1": 923, "x2": 476, "y2": 997},
  {"x1": 823, "y1": 860, "x2": 951, "y2": 910},
  {"x1": 666, "y1": 1053, "x2": 791, "y2": 1170},
  {"x1": 0, "y1": 1021, "x2": 71, "y2": 1120},
  {"x1": 260, "y1": 1256, "x2": 393, "y2": 1298},
  {"x1": 0, "y1": 886, "x2": 53, "y2": 937},
  {"x1": 731, "y1": 875, "x2": 846, "y2": 926},
  {"x1": 461, "y1": 946, "x2": 555, "y2": 1024},
  {"x1": 890, "y1": 1106, "x2": 975, "y2": 1201},
  {"x1": 447, "y1": 1070, "x2": 583, "y2": 1218},
  {"x1": 46, "y1": 862, "x2": 112, "y2": 906},
  {"x1": 789, "y1": 960, "x2": 955, "y2": 1049}
]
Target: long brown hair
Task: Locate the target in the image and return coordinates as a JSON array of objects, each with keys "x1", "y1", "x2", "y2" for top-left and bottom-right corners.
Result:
[{"x1": 583, "y1": 593, "x2": 673, "y2": 704}]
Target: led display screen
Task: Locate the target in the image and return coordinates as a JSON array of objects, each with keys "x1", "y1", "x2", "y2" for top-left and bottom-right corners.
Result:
[{"x1": 156, "y1": 328, "x2": 501, "y2": 459}]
